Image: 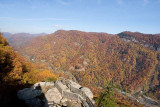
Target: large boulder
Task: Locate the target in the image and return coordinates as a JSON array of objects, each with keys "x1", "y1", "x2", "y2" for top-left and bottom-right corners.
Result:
[
  {"x1": 60, "y1": 97, "x2": 68, "y2": 106},
  {"x1": 24, "y1": 97, "x2": 47, "y2": 107},
  {"x1": 32, "y1": 82, "x2": 54, "y2": 89},
  {"x1": 67, "y1": 100, "x2": 82, "y2": 107},
  {"x1": 17, "y1": 82, "x2": 55, "y2": 107},
  {"x1": 45, "y1": 87, "x2": 62, "y2": 104},
  {"x1": 17, "y1": 79, "x2": 95, "y2": 107},
  {"x1": 80, "y1": 87, "x2": 93, "y2": 99},
  {"x1": 69, "y1": 80, "x2": 82, "y2": 89},
  {"x1": 17, "y1": 88, "x2": 42, "y2": 100},
  {"x1": 17, "y1": 88, "x2": 47, "y2": 107},
  {"x1": 32, "y1": 82, "x2": 54, "y2": 93}
]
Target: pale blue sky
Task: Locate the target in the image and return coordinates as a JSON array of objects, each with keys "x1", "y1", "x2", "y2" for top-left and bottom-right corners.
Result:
[{"x1": 0, "y1": 0, "x2": 160, "y2": 34}]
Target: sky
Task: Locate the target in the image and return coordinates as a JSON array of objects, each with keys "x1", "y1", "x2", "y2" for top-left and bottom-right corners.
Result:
[{"x1": 0, "y1": 0, "x2": 160, "y2": 34}]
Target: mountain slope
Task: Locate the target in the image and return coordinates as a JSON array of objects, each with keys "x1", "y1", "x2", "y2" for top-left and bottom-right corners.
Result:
[
  {"x1": 118, "y1": 31, "x2": 160, "y2": 51},
  {"x1": 2, "y1": 32, "x2": 47, "y2": 49},
  {"x1": 16, "y1": 30, "x2": 160, "y2": 96},
  {"x1": 0, "y1": 32, "x2": 58, "y2": 107}
]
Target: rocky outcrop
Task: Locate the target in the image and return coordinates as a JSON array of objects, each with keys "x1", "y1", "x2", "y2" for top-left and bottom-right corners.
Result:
[
  {"x1": 17, "y1": 88, "x2": 42, "y2": 100},
  {"x1": 45, "y1": 88, "x2": 62, "y2": 104},
  {"x1": 80, "y1": 87, "x2": 93, "y2": 99},
  {"x1": 17, "y1": 88, "x2": 46, "y2": 107},
  {"x1": 32, "y1": 82, "x2": 54, "y2": 93},
  {"x1": 17, "y1": 78, "x2": 95, "y2": 107}
]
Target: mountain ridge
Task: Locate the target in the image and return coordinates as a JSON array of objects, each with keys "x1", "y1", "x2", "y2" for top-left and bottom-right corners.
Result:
[
  {"x1": 2, "y1": 32, "x2": 47, "y2": 49},
  {"x1": 118, "y1": 31, "x2": 160, "y2": 51},
  {"x1": 1, "y1": 30, "x2": 160, "y2": 106},
  {"x1": 14, "y1": 30, "x2": 160, "y2": 92}
]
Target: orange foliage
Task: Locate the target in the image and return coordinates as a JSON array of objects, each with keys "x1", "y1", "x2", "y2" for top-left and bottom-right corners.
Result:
[
  {"x1": 12, "y1": 30, "x2": 160, "y2": 94},
  {"x1": 0, "y1": 33, "x2": 58, "y2": 85},
  {"x1": 23, "y1": 70, "x2": 57, "y2": 84}
]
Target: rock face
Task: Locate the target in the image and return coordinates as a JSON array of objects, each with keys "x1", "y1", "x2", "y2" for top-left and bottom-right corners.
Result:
[
  {"x1": 32, "y1": 82, "x2": 54, "y2": 93},
  {"x1": 32, "y1": 82, "x2": 54, "y2": 89},
  {"x1": 45, "y1": 88, "x2": 62, "y2": 104},
  {"x1": 17, "y1": 79, "x2": 95, "y2": 107},
  {"x1": 69, "y1": 80, "x2": 82, "y2": 89},
  {"x1": 17, "y1": 88, "x2": 47, "y2": 107},
  {"x1": 17, "y1": 88, "x2": 42, "y2": 100},
  {"x1": 80, "y1": 87, "x2": 93, "y2": 99}
]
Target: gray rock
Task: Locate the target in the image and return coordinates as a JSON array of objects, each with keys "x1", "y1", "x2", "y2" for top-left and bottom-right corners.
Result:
[
  {"x1": 60, "y1": 97, "x2": 68, "y2": 106},
  {"x1": 32, "y1": 82, "x2": 54, "y2": 89},
  {"x1": 32, "y1": 82, "x2": 55, "y2": 93},
  {"x1": 17, "y1": 88, "x2": 42, "y2": 100},
  {"x1": 67, "y1": 100, "x2": 82, "y2": 107},
  {"x1": 17, "y1": 79, "x2": 95, "y2": 107},
  {"x1": 69, "y1": 80, "x2": 82, "y2": 89},
  {"x1": 80, "y1": 87, "x2": 93, "y2": 99},
  {"x1": 25, "y1": 97, "x2": 47, "y2": 107},
  {"x1": 45, "y1": 88, "x2": 62, "y2": 104}
]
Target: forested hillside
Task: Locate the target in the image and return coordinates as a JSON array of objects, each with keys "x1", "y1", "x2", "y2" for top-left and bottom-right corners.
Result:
[
  {"x1": 2, "y1": 32, "x2": 47, "y2": 49},
  {"x1": 15, "y1": 30, "x2": 160, "y2": 98},
  {"x1": 0, "y1": 33, "x2": 57, "y2": 107},
  {"x1": 117, "y1": 32, "x2": 160, "y2": 103},
  {"x1": 0, "y1": 33, "x2": 57, "y2": 84},
  {"x1": 118, "y1": 31, "x2": 160, "y2": 51}
]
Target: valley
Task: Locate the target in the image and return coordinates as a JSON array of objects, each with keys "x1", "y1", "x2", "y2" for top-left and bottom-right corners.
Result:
[{"x1": 2, "y1": 30, "x2": 160, "y2": 106}]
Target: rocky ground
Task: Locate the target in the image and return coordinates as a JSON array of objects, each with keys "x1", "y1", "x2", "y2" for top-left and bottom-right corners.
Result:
[{"x1": 17, "y1": 80, "x2": 94, "y2": 107}]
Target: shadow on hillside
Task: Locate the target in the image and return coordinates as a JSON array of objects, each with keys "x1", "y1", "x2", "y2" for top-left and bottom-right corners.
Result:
[
  {"x1": 0, "y1": 80, "x2": 52, "y2": 107},
  {"x1": 35, "y1": 84, "x2": 49, "y2": 107},
  {"x1": 0, "y1": 81, "x2": 32, "y2": 107}
]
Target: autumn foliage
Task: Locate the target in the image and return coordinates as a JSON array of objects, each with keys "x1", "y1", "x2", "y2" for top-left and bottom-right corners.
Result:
[
  {"x1": 14, "y1": 30, "x2": 160, "y2": 96},
  {"x1": 118, "y1": 31, "x2": 160, "y2": 51},
  {"x1": 95, "y1": 87, "x2": 144, "y2": 107},
  {"x1": 0, "y1": 33, "x2": 57, "y2": 84}
]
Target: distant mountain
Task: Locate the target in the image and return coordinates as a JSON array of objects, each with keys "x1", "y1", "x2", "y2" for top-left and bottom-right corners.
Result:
[
  {"x1": 2, "y1": 32, "x2": 47, "y2": 49},
  {"x1": 2, "y1": 32, "x2": 12, "y2": 38},
  {"x1": 156, "y1": 34, "x2": 160, "y2": 36}
]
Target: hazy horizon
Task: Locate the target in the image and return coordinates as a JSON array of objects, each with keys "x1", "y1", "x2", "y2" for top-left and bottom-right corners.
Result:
[{"x1": 1, "y1": 29, "x2": 160, "y2": 35}]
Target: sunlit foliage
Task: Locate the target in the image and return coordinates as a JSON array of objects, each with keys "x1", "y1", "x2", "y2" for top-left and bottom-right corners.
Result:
[
  {"x1": 0, "y1": 33, "x2": 57, "y2": 84},
  {"x1": 17, "y1": 30, "x2": 160, "y2": 94},
  {"x1": 95, "y1": 87, "x2": 144, "y2": 107}
]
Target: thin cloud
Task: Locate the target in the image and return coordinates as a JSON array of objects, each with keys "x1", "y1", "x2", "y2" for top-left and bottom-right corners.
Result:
[
  {"x1": 54, "y1": 24, "x2": 62, "y2": 29},
  {"x1": 54, "y1": 24, "x2": 73, "y2": 29},
  {"x1": 0, "y1": 17, "x2": 72, "y2": 21}
]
